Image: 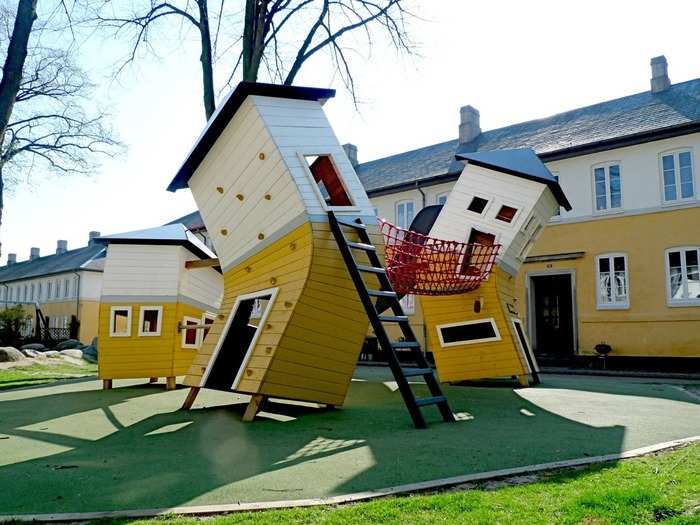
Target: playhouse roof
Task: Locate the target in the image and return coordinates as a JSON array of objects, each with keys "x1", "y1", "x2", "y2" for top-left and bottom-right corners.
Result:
[
  {"x1": 96, "y1": 224, "x2": 215, "y2": 260},
  {"x1": 456, "y1": 149, "x2": 572, "y2": 210},
  {"x1": 167, "y1": 82, "x2": 336, "y2": 192}
]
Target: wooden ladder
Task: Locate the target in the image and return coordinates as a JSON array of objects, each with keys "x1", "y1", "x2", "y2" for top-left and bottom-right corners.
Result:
[{"x1": 328, "y1": 211, "x2": 456, "y2": 429}]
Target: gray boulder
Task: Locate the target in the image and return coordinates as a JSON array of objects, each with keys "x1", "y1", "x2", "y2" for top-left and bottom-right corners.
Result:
[
  {"x1": 21, "y1": 348, "x2": 41, "y2": 358},
  {"x1": 0, "y1": 347, "x2": 24, "y2": 362},
  {"x1": 21, "y1": 343, "x2": 46, "y2": 351},
  {"x1": 54, "y1": 339, "x2": 81, "y2": 350},
  {"x1": 60, "y1": 349, "x2": 83, "y2": 359},
  {"x1": 43, "y1": 350, "x2": 60, "y2": 358},
  {"x1": 82, "y1": 337, "x2": 98, "y2": 363}
]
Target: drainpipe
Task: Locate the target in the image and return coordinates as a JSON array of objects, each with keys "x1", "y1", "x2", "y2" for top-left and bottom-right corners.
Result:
[
  {"x1": 415, "y1": 181, "x2": 426, "y2": 210},
  {"x1": 73, "y1": 271, "x2": 81, "y2": 337}
]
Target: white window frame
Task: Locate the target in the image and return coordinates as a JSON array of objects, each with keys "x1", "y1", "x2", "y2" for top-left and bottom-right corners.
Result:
[
  {"x1": 436, "y1": 192, "x2": 449, "y2": 205},
  {"x1": 659, "y1": 149, "x2": 696, "y2": 204},
  {"x1": 466, "y1": 195, "x2": 492, "y2": 217},
  {"x1": 181, "y1": 316, "x2": 202, "y2": 348},
  {"x1": 665, "y1": 247, "x2": 700, "y2": 307},
  {"x1": 200, "y1": 312, "x2": 217, "y2": 346},
  {"x1": 436, "y1": 317, "x2": 501, "y2": 348},
  {"x1": 511, "y1": 318, "x2": 539, "y2": 374},
  {"x1": 138, "y1": 306, "x2": 163, "y2": 337},
  {"x1": 493, "y1": 202, "x2": 521, "y2": 226},
  {"x1": 591, "y1": 162, "x2": 623, "y2": 213},
  {"x1": 595, "y1": 253, "x2": 630, "y2": 310},
  {"x1": 109, "y1": 306, "x2": 132, "y2": 337},
  {"x1": 64, "y1": 278, "x2": 70, "y2": 298},
  {"x1": 298, "y1": 152, "x2": 360, "y2": 212},
  {"x1": 395, "y1": 199, "x2": 416, "y2": 229}
]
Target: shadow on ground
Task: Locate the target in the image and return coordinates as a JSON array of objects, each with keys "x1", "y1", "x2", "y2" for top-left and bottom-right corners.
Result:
[{"x1": 0, "y1": 372, "x2": 699, "y2": 515}]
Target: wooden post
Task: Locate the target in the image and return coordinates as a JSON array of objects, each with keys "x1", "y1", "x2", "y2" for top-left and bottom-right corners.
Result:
[
  {"x1": 242, "y1": 394, "x2": 267, "y2": 422},
  {"x1": 181, "y1": 387, "x2": 200, "y2": 410},
  {"x1": 102, "y1": 379, "x2": 113, "y2": 390},
  {"x1": 516, "y1": 374, "x2": 530, "y2": 387},
  {"x1": 149, "y1": 377, "x2": 158, "y2": 383},
  {"x1": 166, "y1": 376, "x2": 177, "y2": 390}
]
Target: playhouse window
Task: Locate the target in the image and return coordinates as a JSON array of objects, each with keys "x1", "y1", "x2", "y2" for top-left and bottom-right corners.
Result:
[
  {"x1": 467, "y1": 196, "x2": 489, "y2": 214},
  {"x1": 495, "y1": 205, "x2": 518, "y2": 223},
  {"x1": 437, "y1": 318, "x2": 501, "y2": 347},
  {"x1": 110, "y1": 306, "x2": 132, "y2": 337},
  {"x1": 460, "y1": 229, "x2": 496, "y2": 275},
  {"x1": 182, "y1": 316, "x2": 200, "y2": 348},
  {"x1": 139, "y1": 306, "x2": 163, "y2": 336},
  {"x1": 303, "y1": 154, "x2": 353, "y2": 207},
  {"x1": 201, "y1": 312, "x2": 215, "y2": 341}
]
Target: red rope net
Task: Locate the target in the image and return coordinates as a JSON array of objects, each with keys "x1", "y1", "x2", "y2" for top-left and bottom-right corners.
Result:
[{"x1": 379, "y1": 220, "x2": 501, "y2": 296}]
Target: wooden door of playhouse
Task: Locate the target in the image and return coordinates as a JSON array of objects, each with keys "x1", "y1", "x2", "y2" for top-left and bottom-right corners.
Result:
[{"x1": 532, "y1": 274, "x2": 574, "y2": 357}]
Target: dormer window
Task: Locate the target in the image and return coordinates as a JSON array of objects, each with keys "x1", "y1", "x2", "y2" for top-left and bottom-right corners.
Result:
[
  {"x1": 495, "y1": 205, "x2": 518, "y2": 223},
  {"x1": 467, "y1": 196, "x2": 489, "y2": 214},
  {"x1": 303, "y1": 154, "x2": 354, "y2": 207}
]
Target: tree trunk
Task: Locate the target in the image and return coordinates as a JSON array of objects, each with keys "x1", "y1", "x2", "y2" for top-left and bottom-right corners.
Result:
[
  {"x1": 242, "y1": 0, "x2": 269, "y2": 82},
  {"x1": 196, "y1": 0, "x2": 216, "y2": 120},
  {"x1": 0, "y1": 0, "x2": 38, "y2": 259},
  {"x1": 0, "y1": 166, "x2": 3, "y2": 260}
]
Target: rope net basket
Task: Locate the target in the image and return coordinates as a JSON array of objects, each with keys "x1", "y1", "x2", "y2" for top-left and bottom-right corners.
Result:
[{"x1": 379, "y1": 220, "x2": 501, "y2": 296}]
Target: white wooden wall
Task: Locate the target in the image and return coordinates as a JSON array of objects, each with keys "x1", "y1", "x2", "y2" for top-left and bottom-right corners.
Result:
[
  {"x1": 101, "y1": 244, "x2": 182, "y2": 297},
  {"x1": 177, "y1": 247, "x2": 223, "y2": 309}
]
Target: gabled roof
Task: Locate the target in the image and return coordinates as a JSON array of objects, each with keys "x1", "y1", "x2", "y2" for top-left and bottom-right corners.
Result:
[
  {"x1": 96, "y1": 224, "x2": 215, "y2": 260},
  {"x1": 0, "y1": 245, "x2": 105, "y2": 284},
  {"x1": 456, "y1": 149, "x2": 572, "y2": 210},
  {"x1": 167, "y1": 82, "x2": 336, "y2": 192},
  {"x1": 165, "y1": 210, "x2": 205, "y2": 231},
  {"x1": 356, "y1": 77, "x2": 700, "y2": 194}
]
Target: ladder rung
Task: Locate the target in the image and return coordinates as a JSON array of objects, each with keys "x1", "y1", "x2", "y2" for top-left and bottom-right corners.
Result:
[
  {"x1": 402, "y1": 367, "x2": 433, "y2": 378},
  {"x1": 390, "y1": 341, "x2": 420, "y2": 349},
  {"x1": 378, "y1": 315, "x2": 408, "y2": 323},
  {"x1": 356, "y1": 265, "x2": 386, "y2": 274},
  {"x1": 336, "y1": 218, "x2": 366, "y2": 230},
  {"x1": 367, "y1": 290, "x2": 397, "y2": 298},
  {"x1": 415, "y1": 395, "x2": 447, "y2": 407},
  {"x1": 347, "y1": 241, "x2": 376, "y2": 252}
]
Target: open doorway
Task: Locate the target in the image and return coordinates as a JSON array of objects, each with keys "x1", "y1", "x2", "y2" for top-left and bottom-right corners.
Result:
[
  {"x1": 202, "y1": 288, "x2": 278, "y2": 391},
  {"x1": 528, "y1": 273, "x2": 576, "y2": 357}
]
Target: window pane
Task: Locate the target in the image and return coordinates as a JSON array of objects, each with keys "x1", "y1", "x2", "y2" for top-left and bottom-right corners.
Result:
[
  {"x1": 495, "y1": 205, "x2": 518, "y2": 223},
  {"x1": 437, "y1": 195, "x2": 447, "y2": 205},
  {"x1": 668, "y1": 251, "x2": 683, "y2": 299},
  {"x1": 397, "y1": 204, "x2": 405, "y2": 228},
  {"x1": 467, "y1": 196, "x2": 489, "y2": 214},
  {"x1": 185, "y1": 320, "x2": 198, "y2": 345},
  {"x1": 598, "y1": 257, "x2": 610, "y2": 272},
  {"x1": 142, "y1": 309, "x2": 160, "y2": 333},
  {"x1": 613, "y1": 257, "x2": 627, "y2": 300},
  {"x1": 686, "y1": 250, "x2": 700, "y2": 298},
  {"x1": 594, "y1": 168, "x2": 607, "y2": 210},
  {"x1": 609, "y1": 165, "x2": 621, "y2": 208},
  {"x1": 662, "y1": 154, "x2": 675, "y2": 171},
  {"x1": 113, "y1": 310, "x2": 129, "y2": 334},
  {"x1": 679, "y1": 152, "x2": 694, "y2": 198},
  {"x1": 406, "y1": 202, "x2": 414, "y2": 226},
  {"x1": 662, "y1": 155, "x2": 677, "y2": 201}
]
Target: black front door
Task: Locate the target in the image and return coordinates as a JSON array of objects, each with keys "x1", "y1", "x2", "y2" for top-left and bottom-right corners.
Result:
[{"x1": 531, "y1": 274, "x2": 575, "y2": 357}]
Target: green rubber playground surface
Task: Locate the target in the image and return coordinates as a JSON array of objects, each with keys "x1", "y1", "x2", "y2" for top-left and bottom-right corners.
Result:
[{"x1": 1, "y1": 370, "x2": 699, "y2": 516}]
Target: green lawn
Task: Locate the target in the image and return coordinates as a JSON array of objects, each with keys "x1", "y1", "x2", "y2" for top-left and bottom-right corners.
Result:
[
  {"x1": 0, "y1": 360, "x2": 97, "y2": 390},
  {"x1": 117, "y1": 443, "x2": 700, "y2": 525}
]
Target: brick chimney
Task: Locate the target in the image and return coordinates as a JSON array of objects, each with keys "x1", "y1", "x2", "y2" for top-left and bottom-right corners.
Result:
[
  {"x1": 88, "y1": 231, "x2": 101, "y2": 246},
  {"x1": 56, "y1": 240, "x2": 68, "y2": 255},
  {"x1": 343, "y1": 143, "x2": 358, "y2": 168},
  {"x1": 651, "y1": 55, "x2": 671, "y2": 94},
  {"x1": 7, "y1": 253, "x2": 16, "y2": 265},
  {"x1": 30, "y1": 247, "x2": 40, "y2": 260},
  {"x1": 459, "y1": 105, "x2": 481, "y2": 144}
]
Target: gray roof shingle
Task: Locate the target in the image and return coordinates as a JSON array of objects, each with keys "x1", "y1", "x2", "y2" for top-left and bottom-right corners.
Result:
[
  {"x1": 356, "y1": 78, "x2": 700, "y2": 193},
  {"x1": 0, "y1": 245, "x2": 105, "y2": 284}
]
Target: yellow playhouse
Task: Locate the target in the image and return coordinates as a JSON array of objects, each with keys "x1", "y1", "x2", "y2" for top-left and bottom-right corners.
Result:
[{"x1": 96, "y1": 224, "x2": 222, "y2": 389}]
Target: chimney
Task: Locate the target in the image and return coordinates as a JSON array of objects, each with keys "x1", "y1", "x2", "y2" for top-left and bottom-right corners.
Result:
[
  {"x1": 7, "y1": 253, "x2": 16, "y2": 265},
  {"x1": 30, "y1": 247, "x2": 40, "y2": 260},
  {"x1": 343, "y1": 143, "x2": 359, "y2": 167},
  {"x1": 56, "y1": 240, "x2": 68, "y2": 255},
  {"x1": 88, "y1": 231, "x2": 101, "y2": 246},
  {"x1": 459, "y1": 105, "x2": 481, "y2": 144},
  {"x1": 650, "y1": 55, "x2": 671, "y2": 94}
]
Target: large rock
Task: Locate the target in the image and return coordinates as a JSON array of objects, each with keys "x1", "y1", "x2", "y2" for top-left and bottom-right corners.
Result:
[
  {"x1": 60, "y1": 349, "x2": 83, "y2": 359},
  {"x1": 54, "y1": 339, "x2": 81, "y2": 350},
  {"x1": 21, "y1": 343, "x2": 45, "y2": 351},
  {"x1": 43, "y1": 350, "x2": 60, "y2": 358},
  {"x1": 82, "y1": 337, "x2": 98, "y2": 363},
  {"x1": 21, "y1": 348, "x2": 42, "y2": 358},
  {"x1": 0, "y1": 347, "x2": 24, "y2": 362}
]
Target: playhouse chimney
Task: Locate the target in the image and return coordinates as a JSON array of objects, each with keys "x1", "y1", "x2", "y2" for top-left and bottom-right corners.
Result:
[
  {"x1": 56, "y1": 240, "x2": 68, "y2": 255},
  {"x1": 7, "y1": 253, "x2": 16, "y2": 265},
  {"x1": 88, "y1": 231, "x2": 101, "y2": 246},
  {"x1": 651, "y1": 55, "x2": 671, "y2": 94},
  {"x1": 459, "y1": 105, "x2": 481, "y2": 144},
  {"x1": 343, "y1": 143, "x2": 359, "y2": 167},
  {"x1": 29, "y1": 247, "x2": 40, "y2": 260}
]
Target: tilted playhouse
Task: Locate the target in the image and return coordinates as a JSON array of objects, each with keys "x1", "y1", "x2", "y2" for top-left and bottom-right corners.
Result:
[{"x1": 160, "y1": 82, "x2": 569, "y2": 427}]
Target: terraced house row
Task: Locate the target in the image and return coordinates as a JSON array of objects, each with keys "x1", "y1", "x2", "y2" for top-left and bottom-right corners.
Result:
[{"x1": 2, "y1": 55, "x2": 699, "y2": 362}]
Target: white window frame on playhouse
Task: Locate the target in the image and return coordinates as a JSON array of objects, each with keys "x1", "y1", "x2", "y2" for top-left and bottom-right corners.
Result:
[
  {"x1": 297, "y1": 151, "x2": 360, "y2": 212},
  {"x1": 109, "y1": 306, "x2": 132, "y2": 337},
  {"x1": 510, "y1": 318, "x2": 539, "y2": 374},
  {"x1": 595, "y1": 253, "x2": 630, "y2": 310},
  {"x1": 200, "y1": 311, "x2": 217, "y2": 345},
  {"x1": 181, "y1": 316, "x2": 201, "y2": 348},
  {"x1": 138, "y1": 305, "x2": 163, "y2": 337},
  {"x1": 201, "y1": 287, "x2": 280, "y2": 390},
  {"x1": 436, "y1": 317, "x2": 501, "y2": 348}
]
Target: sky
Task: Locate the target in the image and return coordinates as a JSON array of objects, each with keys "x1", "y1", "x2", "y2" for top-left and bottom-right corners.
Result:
[{"x1": 2, "y1": 0, "x2": 700, "y2": 264}]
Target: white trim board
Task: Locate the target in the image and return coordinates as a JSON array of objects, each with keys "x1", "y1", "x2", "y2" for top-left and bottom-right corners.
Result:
[{"x1": 5, "y1": 435, "x2": 699, "y2": 523}]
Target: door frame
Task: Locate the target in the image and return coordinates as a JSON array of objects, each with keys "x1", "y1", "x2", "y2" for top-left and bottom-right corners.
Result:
[{"x1": 525, "y1": 269, "x2": 578, "y2": 355}]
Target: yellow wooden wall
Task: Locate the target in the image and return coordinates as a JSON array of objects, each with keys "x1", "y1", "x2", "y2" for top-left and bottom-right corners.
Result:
[{"x1": 422, "y1": 267, "x2": 528, "y2": 383}]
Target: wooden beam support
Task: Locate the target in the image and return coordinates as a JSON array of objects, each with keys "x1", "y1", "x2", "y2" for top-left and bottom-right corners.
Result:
[
  {"x1": 185, "y1": 258, "x2": 220, "y2": 270},
  {"x1": 181, "y1": 387, "x2": 200, "y2": 410},
  {"x1": 149, "y1": 377, "x2": 158, "y2": 383},
  {"x1": 166, "y1": 376, "x2": 177, "y2": 390},
  {"x1": 102, "y1": 379, "x2": 113, "y2": 390},
  {"x1": 242, "y1": 394, "x2": 267, "y2": 422}
]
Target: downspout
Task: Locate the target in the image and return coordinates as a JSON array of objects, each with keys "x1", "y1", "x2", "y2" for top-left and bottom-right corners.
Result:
[
  {"x1": 415, "y1": 181, "x2": 426, "y2": 209},
  {"x1": 73, "y1": 271, "x2": 81, "y2": 339}
]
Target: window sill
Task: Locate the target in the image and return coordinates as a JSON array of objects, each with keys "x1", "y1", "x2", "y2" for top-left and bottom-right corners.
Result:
[
  {"x1": 661, "y1": 198, "x2": 697, "y2": 208},
  {"x1": 109, "y1": 333, "x2": 131, "y2": 337},
  {"x1": 592, "y1": 208, "x2": 624, "y2": 216},
  {"x1": 138, "y1": 332, "x2": 162, "y2": 337},
  {"x1": 596, "y1": 304, "x2": 630, "y2": 311},
  {"x1": 667, "y1": 301, "x2": 700, "y2": 308}
]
